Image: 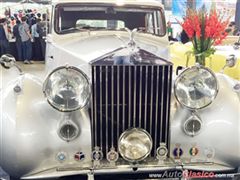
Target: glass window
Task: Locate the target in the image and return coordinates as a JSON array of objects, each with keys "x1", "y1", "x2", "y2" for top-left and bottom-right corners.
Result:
[
  {"x1": 55, "y1": 4, "x2": 166, "y2": 36},
  {"x1": 76, "y1": 19, "x2": 125, "y2": 29}
]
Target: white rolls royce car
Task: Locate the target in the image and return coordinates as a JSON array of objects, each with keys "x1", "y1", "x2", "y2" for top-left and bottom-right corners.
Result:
[{"x1": 0, "y1": 0, "x2": 239, "y2": 179}]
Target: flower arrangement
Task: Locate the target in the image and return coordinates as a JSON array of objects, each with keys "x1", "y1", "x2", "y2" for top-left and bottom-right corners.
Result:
[{"x1": 181, "y1": 8, "x2": 229, "y2": 66}]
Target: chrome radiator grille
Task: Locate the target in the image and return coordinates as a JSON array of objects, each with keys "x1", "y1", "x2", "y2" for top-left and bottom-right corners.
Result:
[{"x1": 91, "y1": 64, "x2": 172, "y2": 157}]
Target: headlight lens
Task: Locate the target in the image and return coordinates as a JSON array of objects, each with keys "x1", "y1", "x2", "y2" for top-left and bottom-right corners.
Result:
[
  {"x1": 174, "y1": 66, "x2": 218, "y2": 109},
  {"x1": 43, "y1": 66, "x2": 90, "y2": 112},
  {"x1": 118, "y1": 128, "x2": 152, "y2": 162}
]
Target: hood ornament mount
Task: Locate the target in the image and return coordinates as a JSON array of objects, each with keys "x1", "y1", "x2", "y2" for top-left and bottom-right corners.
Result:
[
  {"x1": 125, "y1": 28, "x2": 138, "y2": 51},
  {"x1": 125, "y1": 28, "x2": 142, "y2": 63}
]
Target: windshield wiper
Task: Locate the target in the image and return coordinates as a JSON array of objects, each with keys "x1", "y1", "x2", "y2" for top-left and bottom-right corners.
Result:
[
  {"x1": 59, "y1": 27, "x2": 80, "y2": 34},
  {"x1": 59, "y1": 26, "x2": 107, "y2": 34}
]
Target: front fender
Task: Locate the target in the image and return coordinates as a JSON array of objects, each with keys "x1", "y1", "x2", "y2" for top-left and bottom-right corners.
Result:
[
  {"x1": 0, "y1": 74, "x2": 92, "y2": 178},
  {"x1": 170, "y1": 73, "x2": 240, "y2": 167}
]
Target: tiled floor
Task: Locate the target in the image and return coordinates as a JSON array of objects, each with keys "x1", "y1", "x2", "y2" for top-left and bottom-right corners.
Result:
[
  {"x1": 16, "y1": 61, "x2": 45, "y2": 77},
  {"x1": 0, "y1": 61, "x2": 46, "y2": 91}
]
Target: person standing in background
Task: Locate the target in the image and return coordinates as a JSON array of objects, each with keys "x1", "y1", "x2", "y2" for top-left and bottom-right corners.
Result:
[
  {"x1": 13, "y1": 20, "x2": 22, "y2": 61},
  {"x1": 19, "y1": 16, "x2": 32, "y2": 64},
  {"x1": 167, "y1": 21, "x2": 178, "y2": 41},
  {"x1": 32, "y1": 18, "x2": 43, "y2": 60},
  {"x1": 180, "y1": 29, "x2": 189, "y2": 44},
  {"x1": 167, "y1": 21, "x2": 173, "y2": 40},
  {"x1": 0, "y1": 18, "x2": 10, "y2": 56},
  {"x1": 38, "y1": 13, "x2": 48, "y2": 60}
]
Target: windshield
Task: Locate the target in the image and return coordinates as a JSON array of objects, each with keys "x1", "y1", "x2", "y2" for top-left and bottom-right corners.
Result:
[{"x1": 54, "y1": 4, "x2": 166, "y2": 36}]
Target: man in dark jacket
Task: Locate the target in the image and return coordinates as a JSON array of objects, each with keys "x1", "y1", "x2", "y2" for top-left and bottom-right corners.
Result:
[
  {"x1": 0, "y1": 18, "x2": 10, "y2": 56},
  {"x1": 13, "y1": 20, "x2": 22, "y2": 61}
]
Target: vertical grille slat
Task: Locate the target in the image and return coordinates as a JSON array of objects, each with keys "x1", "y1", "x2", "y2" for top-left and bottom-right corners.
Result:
[
  {"x1": 93, "y1": 66, "x2": 97, "y2": 146},
  {"x1": 91, "y1": 62, "x2": 172, "y2": 157},
  {"x1": 122, "y1": 66, "x2": 126, "y2": 132},
  {"x1": 117, "y1": 66, "x2": 120, "y2": 141},
  {"x1": 100, "y1": 66, "x2": 103, "y2": 148},
  {"x1": 149, "y1": 66, "x2": 154, "y2": 138},
  {"x1": 164, "y1": 66, "x2": 170, "y2": 143},
  {"x1": 128, "y1": 66, "x2": 132, "y2": 128},
  {"x1": 139, "y1": 66, "x2": 143, "y2": 127},
  {"x1": 166, "y1": 66, "x2": 173, "y2": 149},
  {"x1": 111, "y1": 66, "x2": 114, "y2": 147},
  {"x1": 105, "y1": 66, "x2": 109, "y2": 153},
  {"x1": 154, "y1": 66, "x2": 160, "y2": 155},
  {"x1": 160, "y1": 66, "x2": 165, "y2": 142},
  {"x1": 133, "y1": 66, "x2": 137, "y2": 127},
  {"x1": 144, "y1": 66, "x2": 148, "y2": 130}
]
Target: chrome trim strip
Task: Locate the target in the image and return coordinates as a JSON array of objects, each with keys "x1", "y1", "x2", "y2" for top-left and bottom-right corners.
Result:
[
  {"x1": 168, "y1": 66, "x2": 172, "y2": 149},
  {"x1": 150, "y1": 66, "x2": 154, "y2": 137},
  {"x1": 111, "y1": 66, "x2": 114, "y2": 147},
  {"x1": 122, "y1": 66, "x2": 125, "y2": 132},
  {"x1": 154, "y1": 66, "x2": 160, "y2": 155},
  {"x1": 100, "y1": 66, "x2": 103, "y2": 148},
  {"x1": 93, "y1": 66, "x2": 97, "y2": 146},
  {"x1": 128, "y1": 66, "x2": 131, "y2": 128},
  {"x1": 117, "y1": 66, "x2": 120, "y2": 140},
  {"x1": 91, "y1": 67, "x2": 95, "y2": 148},
  {"x1": 144, "y1": 66, "x2": 148, "y2": 129},
  {"x1": 133, "y1": 66, "x2": 137, "y2": 127},
  {"x1": 139, "y1": 66, "x2": 143, "y2": 127},
  {"x1": 106, "y1": 66, "x2": 109, "y2": 153},
  {"x1": 153, "y1": 11, "x2": 158, "y2": 34},
  {"x1": 160, "y1": 66, "x2": 165, "y2": 142},
  {"x1": 165, "y1": 66, "x2": 171, "y2": 143}
]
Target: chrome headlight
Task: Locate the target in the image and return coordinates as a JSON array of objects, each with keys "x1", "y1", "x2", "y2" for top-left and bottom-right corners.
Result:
[
  {"x1": 174, "y1": 66, "x2": 218, "y2": 109},
  {"x1": 43, "y1": 66, "x2": 90, "y2": 112},
  {"x1": 118, "y1": 128, "x2": 152, "y2": 162}
]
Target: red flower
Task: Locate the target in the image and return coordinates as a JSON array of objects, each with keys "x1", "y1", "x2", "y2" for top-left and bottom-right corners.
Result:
[{"x1": 181, "y1": 9, "x2": 229, "y2": 55}]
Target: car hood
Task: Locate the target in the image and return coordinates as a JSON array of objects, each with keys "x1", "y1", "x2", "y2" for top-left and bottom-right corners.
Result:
[{"x1": 52, "y1": 32, "x2": 169, "y2": 63}]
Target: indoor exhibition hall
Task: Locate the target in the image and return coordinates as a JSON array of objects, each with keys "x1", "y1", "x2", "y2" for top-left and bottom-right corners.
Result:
[{"x1": 0, "y1": 0, "x2": 240, "y2": 180}]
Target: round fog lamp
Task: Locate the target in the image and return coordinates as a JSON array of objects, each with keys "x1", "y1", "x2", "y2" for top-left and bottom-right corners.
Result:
[
  {"x1": 43, "y1": 66, "x2": 90, "y2": 112},
  {"x1": 183, "y1": 113, "x2": 202, "y2": 136},
  {"x1": 118, "y1": 128, "x2": 152, "y2": 162}
]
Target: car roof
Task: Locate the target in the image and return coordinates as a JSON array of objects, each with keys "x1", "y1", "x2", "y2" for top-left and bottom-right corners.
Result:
[{"x1": 52, "y1": 0, "x2": 163, "y2": 8}]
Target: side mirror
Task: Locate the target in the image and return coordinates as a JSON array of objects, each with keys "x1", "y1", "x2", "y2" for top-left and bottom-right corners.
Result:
[
  {"x1": 226, "y1": 54, "x2": 237, "y2": 68},
  {"x1": 0, "y1": 54, "x2": 16, "y2": 69},
  {"x1": 176, "y1": 66, "x2": 184, "y2": 75},
  {"x1": 233, "y1": 36, "x2": 240, "y2": 50},
  {"x1": 0, "y1": 54, "x2": 23, "y2": 74},
  {"x1": 221, "y1": 54, "x2": 237, "y2": 73}
]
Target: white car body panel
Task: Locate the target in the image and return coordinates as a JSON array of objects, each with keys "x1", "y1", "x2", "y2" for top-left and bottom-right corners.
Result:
[{"x1": 0, "y1": 0, "x2": 240, "y2": 179}]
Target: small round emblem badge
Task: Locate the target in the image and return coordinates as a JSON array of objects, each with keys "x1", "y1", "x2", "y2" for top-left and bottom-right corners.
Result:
[
  {"x1": 189, "y1": 147, "x2": 199, "y2": 156},
  {"x1": 156, "y1": 143, "x2": 168, "y2": 159},
  {"x1": 173, "y1": 144, "x2": 183, "y2": 159},
  {"x1": 204, "y1": 147, "x2": 215, "y2": 159},
  {"x1": 56, "y1": 152, "x2": 67, "y2": 162},
  {"x1": 107, "y1": 147, "x2": 119, "y2": 162},
  {"x1": 74, "y1": 151, "x2": 85, "y2": 161},
  {"x1": 92, "y1": 147, "x2": 103, "y2": 161}
]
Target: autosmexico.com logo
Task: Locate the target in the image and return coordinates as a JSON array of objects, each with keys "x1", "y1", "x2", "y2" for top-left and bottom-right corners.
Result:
[{"x1": 148, "y1": 170, "x2": 234, "y2": 179}]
